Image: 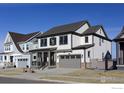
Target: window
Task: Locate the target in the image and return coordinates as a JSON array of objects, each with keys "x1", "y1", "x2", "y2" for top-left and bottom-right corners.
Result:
[
  {"x1": 85, "y1": 36, "x2": 89, "y2": 43},
  {"x1": 102, "y1": 52, "x2": 104, "y2": 59},
  {"x1": 26, "y1": 45, "x2": 29, "y2": 50},
  {"x1": 71, "y1": 55, "x2": 75, "y2": 59},
  {"x1": 33, "y1": 39, "x2": 38, "y2": 44},
  {"x1": 88, "y1": 51, "x2": 90, "y2": 58},
  {"x1": 76, "y1": 55, "x2": 81, "y2": 59},
  {"x1": 66, "y1": 55, "x2": 69, "y2": 59},
  {"x1": 60, "y1": 56, "x2": 64, "y2": 59},
  {"x1": 50, "y1": 37, "x2": 56, "y2": 46},
  {"x1": 38, "y1": 52, "x2": 42, "y2": 58},
  {"x1": 102, "y1": 39, "x2": 104, "y2": 43},
  {"x1": 25, "y1": 59, "x2": 28, "y2": 61},
  {"x1": 40, "y1": 38, "x2": 47, "y2": 47},
  {"x1": 0, "y1": 56, "x2": 3, "y2": 61},
  {"x1": 99, "y1": 38, "x2": 101, "y2": 46},
  {"x1": 5, "y1": 45, "x2": 11, "y2": 51},
  {"x1": 4, "y1": 56, "x2": 7, "y2": 60},
  {"x1": 22, "y1": 45, "x2": 25, "y2": 50},
  {"x1": 59, "y1": 35, "x2": 68, "y2": 45},
  {"x1": 34, "y1": 56, "x2": 36, "y2": 59}
]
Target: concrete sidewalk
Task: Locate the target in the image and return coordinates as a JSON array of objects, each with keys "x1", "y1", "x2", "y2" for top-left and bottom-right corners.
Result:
[{"x1": 36, "y1": 68, "x2": 80, "y2": 75}]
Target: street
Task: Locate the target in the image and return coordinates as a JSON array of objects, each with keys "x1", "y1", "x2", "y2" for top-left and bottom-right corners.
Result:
[{"x1": 0, "y1": 77, "x2": 62, "y2": 84}]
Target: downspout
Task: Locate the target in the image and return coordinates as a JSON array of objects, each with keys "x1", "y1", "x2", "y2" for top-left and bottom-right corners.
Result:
[{"x1": 84, "y1": 48, "x2": 87, "y2": 69}]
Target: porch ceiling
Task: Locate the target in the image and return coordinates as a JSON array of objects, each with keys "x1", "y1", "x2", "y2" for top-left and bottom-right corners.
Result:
[{"x1": 29, "y1": 48, "x2": 57, "y2": 52}]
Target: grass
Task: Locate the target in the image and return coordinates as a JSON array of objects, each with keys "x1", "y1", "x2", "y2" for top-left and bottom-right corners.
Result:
[
  {"x1": 0, "y1": 68, "x2": 23, "y2": 76},
  {"x1": 40, "y1": 69, "x2": 124, "y2": 83},
  {"x1": 64, "y1": 69, "x2": 124, "y2": 78}
]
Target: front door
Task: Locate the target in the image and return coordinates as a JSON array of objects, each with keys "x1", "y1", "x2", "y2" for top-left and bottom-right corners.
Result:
[
  {"x1": 43, "y1": 52, "x2": 48, "y2": 66},
  {"x1": 50, "y1": 52, "x2": 55, "y2": 66},
  {"x1": 10, "y1": 56, "x2": 13, "y2": 63}
]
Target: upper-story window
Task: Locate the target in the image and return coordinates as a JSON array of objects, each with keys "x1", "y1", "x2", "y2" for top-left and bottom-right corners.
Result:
[
  {"x1": 85, "y1": 36, "x2": 89, "y2": 43},
  {"x1": 5, "y1": 45, "x2": 10, "y2": 51},
  {"x1": 22, "y1": 45, "x2": 25, "y2": 50},
  {"x1": 102, "y1": 39, "x2": 104, "y2": 43},
  {"x1": 99, "y1": 38, "x2": 101, "y2": 46},
  {"x1": 26, "y1": 44, "x2": 29, "y2": 50},
  {"x1": 50, "y1": 37, "x2": 56, "y2": 46},
  {"x1": 59, "y1": 35, "x2": 68, "y2": 45},
  {"x1": 40, "y1": 38, "x2": 47, "y2": 47},
  {"x1": 33, "y1": 39, "x2": 38, "y2": 44}
]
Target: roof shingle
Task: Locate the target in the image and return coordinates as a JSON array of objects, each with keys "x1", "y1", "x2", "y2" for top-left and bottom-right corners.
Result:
[
  {"x1": 9, "y1": 31, "x2": 40, "y2": 53},
  {"x1": 37, "y1": 20, "x2": 89, "y2": 38}
]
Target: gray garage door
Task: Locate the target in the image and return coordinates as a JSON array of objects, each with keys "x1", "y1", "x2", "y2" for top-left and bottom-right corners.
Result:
[{"x1": 59, "y1": 55, "x2": 81, "y2": 68}]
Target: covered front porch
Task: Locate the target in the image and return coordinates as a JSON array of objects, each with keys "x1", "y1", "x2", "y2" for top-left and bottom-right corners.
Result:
[
  {"x1": 30, "y1": 48, "x2": 57, "y2": 69},
  {"x1": 116, "y1": 41, "x2": 124, "y2": 65}
]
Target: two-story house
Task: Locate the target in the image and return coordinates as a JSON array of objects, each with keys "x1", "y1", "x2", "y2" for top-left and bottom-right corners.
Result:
[
  {"x1": 29, "y1": 20, "x2": 112, "y2": 68},
  {"x1": 0, "y1": 31, "x2": 41, "y2": 68}
]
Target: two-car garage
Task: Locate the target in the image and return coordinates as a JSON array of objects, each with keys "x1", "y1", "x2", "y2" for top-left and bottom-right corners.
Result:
[{"x1": 59, "y1": 54, "x2": 81, "y2": 68}]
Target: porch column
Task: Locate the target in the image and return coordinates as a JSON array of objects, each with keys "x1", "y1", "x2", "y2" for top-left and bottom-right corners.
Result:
[
  {"x1": 42, "y1": 52, "x2": 44, "y2": 64},
  {"x1": 84, "y1": 49, "x2": 87, "y2": 69},
  {"x1": 48, "y1": 51, "x2": 50, "y2": 67},
  {"x1": 30, "y1": 52, "x2": 33, "y2": 68},
  {"x1": 36, "y1": 52, "x2": 38, "y2": 67}
]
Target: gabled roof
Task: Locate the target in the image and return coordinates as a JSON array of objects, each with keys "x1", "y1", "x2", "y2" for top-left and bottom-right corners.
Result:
[
  {"x1": 82, "y1": 25, "x2": 108, "y2": 38},
  {"x1": 37, "y1": 20, "x2": 89, "y2": 38},
  {"x1": 8, "y1": 31, "x2": 40, "y2": 53},
  {"x1": 114, "y1": 26, "x2": 124, "y2": 41},
  {"x1": 82, "y1": 25, "x2": 101, "y2": 35}
]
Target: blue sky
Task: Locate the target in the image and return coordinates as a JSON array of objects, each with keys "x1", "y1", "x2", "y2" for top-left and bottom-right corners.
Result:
[{"x1": 0, "y1": 3, "x2": 123, "y2": 58}]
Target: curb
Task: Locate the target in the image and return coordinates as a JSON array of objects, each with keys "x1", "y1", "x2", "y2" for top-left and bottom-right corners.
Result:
[{"x1": 0, "y1": 75, "x2": 74, "y2": 83}]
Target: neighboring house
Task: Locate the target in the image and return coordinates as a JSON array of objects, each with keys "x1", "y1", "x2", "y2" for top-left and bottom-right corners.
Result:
[
  {"x1": 0, "y1": 31, "x2": 41, "y2": 68},
  {"x1": 114, "y1": 27, "x2": 124, "y2": 65},
  {"x1": 29, "y1": 20, "x2": 112, "y2": 68}
]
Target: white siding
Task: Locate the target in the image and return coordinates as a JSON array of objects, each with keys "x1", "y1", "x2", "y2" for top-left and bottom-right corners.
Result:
[
  {"x1": 72, "y1": 34, "x2": 81, "y2": 47},
  {"x1": 92, "y1": 36, "x2": 112, "y2": 60},
  {"x1": 81, "y1": 35, "x2": 93, "y2": 45},
  {"x1": 96, "y1": 28, "x2": 106, "y2": 37}
]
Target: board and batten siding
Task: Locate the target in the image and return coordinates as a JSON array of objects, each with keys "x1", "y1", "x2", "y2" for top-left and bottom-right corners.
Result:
[
  {"x1": 92, "y1": 36, "x2": 112, "y2": 60},
  {"x1": 96, "y1": 28, "x2": 106, "y2": 37}
]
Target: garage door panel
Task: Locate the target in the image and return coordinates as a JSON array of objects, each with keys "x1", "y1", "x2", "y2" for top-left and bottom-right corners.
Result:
[{"x1": 59, "y1": 55, "x2": 81, "y2": 68}]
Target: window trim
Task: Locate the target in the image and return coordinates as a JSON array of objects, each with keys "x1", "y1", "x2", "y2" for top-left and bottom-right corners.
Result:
[
  {"x1": 85, "y1": 36, "x2": 89, "y2": 43},
  {"x1": 88, "y1": 51, "x2": 90, "y2": 58},
  {"x1": 50, "y1": 37, "x2": 56, "y2": 46},
  {"x1": 40, "y1": 38, "x2": 47, "y2": 47},
  {"x1": 59, "y1": 35, "x2": 68, "y2": 45}
]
